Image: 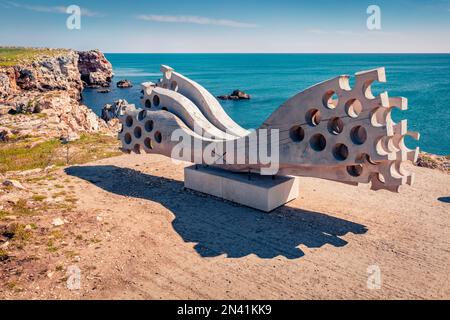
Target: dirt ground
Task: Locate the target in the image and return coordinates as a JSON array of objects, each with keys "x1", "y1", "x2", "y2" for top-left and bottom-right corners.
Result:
[{"x1": 1, "y1": 153, "x2": 449, "y2": 299}]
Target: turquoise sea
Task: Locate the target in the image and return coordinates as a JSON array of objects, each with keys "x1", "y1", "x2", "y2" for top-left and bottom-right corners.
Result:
[{"x1": 82, "y1": 54, "x2": 450, "y2": 155}]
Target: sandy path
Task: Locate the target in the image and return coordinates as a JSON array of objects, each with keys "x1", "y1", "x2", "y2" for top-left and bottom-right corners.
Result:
[{"x1": 43, "y1": 153, "x2": 447, "y2": 300}]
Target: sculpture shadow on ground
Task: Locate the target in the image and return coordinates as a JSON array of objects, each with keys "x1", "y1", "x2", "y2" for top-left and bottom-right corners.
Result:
[
  {"x1": 437, "y1": 196, "x2": 450, "y2": 203},
  {"x1": 65, "y1": 165, "x2": 368, "y2": 260}
]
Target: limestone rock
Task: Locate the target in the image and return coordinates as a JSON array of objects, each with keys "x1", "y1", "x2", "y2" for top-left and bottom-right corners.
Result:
[
  {"x1": 0, "y1": 68, "x2": 16, "y2": 98},
  {"x1": 232, "y1": 89, "x2": 251, "y2": 99},
  {"x1": 0, "y1": 126, "x2": 11, "y2": 142},
  {"x1": 2, "y1": 179, "x2": 25, "y2": 189},
  {"x1": 97, "y1": 89, "x2": 111, "y2": 93},
  {"x1": 0, "y1": 48, "x2": 118, "y2": 162},
  {"x1": 104, "y1": 118, "x2": 122, "y2": 134},
  {"x1": 117, "y1": 80, "x2": 133, "y2": 88},
  {"x1": 217, "y1": 89, "x2": 251, "y2": 100},
  {"x1": 52, "y1": 218, "x2": 65, "y2": 226},
  {"x1": 77, "y1": 50, "x2": 113, "y2": 88},
  {"x1": 101, "y1": 99, "x2": 135, "y2": 122},
  {"x1": 15, "y1": 52, "x2": 83, "y2": 100},
  {"x1": 417, "y1": 152, "x2": 450, "y2": 172}
]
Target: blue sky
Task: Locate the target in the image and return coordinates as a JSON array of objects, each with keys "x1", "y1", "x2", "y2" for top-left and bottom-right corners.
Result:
[{"x1": 0, "y1": 0, "x2": 450, "y2": 52}]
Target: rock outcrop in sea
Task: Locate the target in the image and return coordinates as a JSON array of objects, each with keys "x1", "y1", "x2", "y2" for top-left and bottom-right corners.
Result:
[
  {"x1": 101, "y1": 99, "x2": 135, "y2": 122},
  {"x1": 0, "y1": 48, "x2": 117, "y2": 141},
  {"x1": 217, "y1": 89, "x2": 251, "y2": 100},
  {"x1": 116, "y1": 79, "x2": 133, "y2": 88}
]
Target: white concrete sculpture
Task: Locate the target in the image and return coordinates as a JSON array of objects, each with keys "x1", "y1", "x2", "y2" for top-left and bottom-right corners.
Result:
[{"x1": 119, "y1": 65, "x2": 419, "y2": 198}]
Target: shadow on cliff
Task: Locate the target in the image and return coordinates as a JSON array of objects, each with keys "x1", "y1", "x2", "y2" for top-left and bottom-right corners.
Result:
[{"x1": 65, "y1": 165, "x2": 368, "y2": 259}]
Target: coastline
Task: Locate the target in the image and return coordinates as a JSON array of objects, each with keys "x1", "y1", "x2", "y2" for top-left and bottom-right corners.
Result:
[
  {"x1": 87, "y1": 52, "x2": 450, "y2": 156},
  {"x1": 1, "y1": 47, "x2": 449, "y2": 173},
  {"x1": 0, "y1": 47, "x2": 449, "y2": 299}
]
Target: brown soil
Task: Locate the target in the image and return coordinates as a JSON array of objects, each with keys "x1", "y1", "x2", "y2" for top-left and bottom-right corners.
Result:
[{"x1": 1, "y1": 154, "x2": 449, "y2": 299}]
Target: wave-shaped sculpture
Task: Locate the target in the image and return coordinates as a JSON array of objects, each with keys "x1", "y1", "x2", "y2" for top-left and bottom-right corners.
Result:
[{"x1": 118, "y1": 65, "x2": 419, "y2": 192}]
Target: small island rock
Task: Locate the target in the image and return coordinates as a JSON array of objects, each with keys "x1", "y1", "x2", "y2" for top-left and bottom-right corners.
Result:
[
  {"x1": 117, "y1": 79, "x2": 133, "y2": 88},
  {"x1": 97, "y1": 89, "x2": 111, "y2": 93},
  {"x1": 217, "y1": 89, "x2": 251, "y2": 100}
]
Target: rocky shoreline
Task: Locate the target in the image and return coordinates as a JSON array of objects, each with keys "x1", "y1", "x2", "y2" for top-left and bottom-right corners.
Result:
[
  {"x1": 0, "y1": 48, "x2": 118, "y2": 142},
  {"x1": 0, "y1": 48, "x2": 448, "y2": 175},
  {"x1": 417, "y1": 152, "x2": 449, "y2": 173}
]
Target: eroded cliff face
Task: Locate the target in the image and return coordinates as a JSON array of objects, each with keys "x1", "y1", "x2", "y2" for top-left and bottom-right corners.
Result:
[
  {"x1": 77, "y1": 49, "x2": 113, "y2": 88},
  {"x1": 0, "y1": 67, "x2": 17, "y2": 99},
  {"x1": 0, "y1": 48, "x2": 117, "y2": 141}
]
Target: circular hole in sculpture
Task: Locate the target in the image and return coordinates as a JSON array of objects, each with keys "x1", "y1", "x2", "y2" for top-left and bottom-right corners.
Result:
[
  {"x1": 364, "y1": 81, "x2": 383, "y2": 99},
  {"x1": 133, "y1": 144, "x2": 141, "y2": 154},
  {"x1": 339, "y1": 76, "x2": 353, "y2": 91},
  {"x1": 124, "y1": 133, "x2": 132, "y2": 144},
  {"x1": 145, "y1": 120, "x2": 154, "y2": 132},
  {"x1": 345, "y1": 99, "x2": 363, "y2": 118},
  {"x1": 153, "y1": 95, "x2": 160, "y2": 107},
  {"x1": 364, "y1": 154, "x2": 377, "y2": 165},
  {"x1": 305, "y1": 109, "x2": 321, "y2": 126},
  {"x1": 125, "y1": 116, "x2": 133, "y2": 127},
  {"x1": 138, "y1": 110, "x2": 146, "y2": 121},
  {"x1": 327, "y1": 117, "x2": 344, "y2": 135},
  {"x1": 144, "y1": 138, "x2": 153, "y2": 149},
  {"x1": 145, "y1": 99, "x2": 152, "y2": 109},
  {"x1": 134, "y1": 126, "x2": 142, "y2": 139},
  {"x1": 346, "y1": 165, "x2": 363, "y2": 177},
  {"x1": 289, "y1": 125, "x2": 305, "y2": 142},
  {"x1": 323, "y1": 90, "x2": 338, "y2": 109},
  {"x1": 350, "y1": 125, "x2": 367, "y2": 145},
  {"x1": 154, "y1": 131, "x2": 162, "y2": 143},
  {"x1": 161, "y1": 107, "x2": 168, "y2": 111},
  {"x1": 310, "y1": 134, "x2": 326, "y2": 151},
  {"x1": 171, "y1": 81, "x2": 178, "y2": 91},
  {"x1": 332, "y1": 143, "x2": 349, "y2": 161}
]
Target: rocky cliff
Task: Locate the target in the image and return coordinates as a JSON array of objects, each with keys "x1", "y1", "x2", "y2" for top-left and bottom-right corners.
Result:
[
  {"x1": 0, "y1": 48, "x2": 117, "y2": 141},
  {"x1": 77, "y1": 50, "x2": 113, "y2": 88}
]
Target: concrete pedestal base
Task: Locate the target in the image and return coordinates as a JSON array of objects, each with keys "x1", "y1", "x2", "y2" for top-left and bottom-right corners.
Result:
[{"x1": 184, "y1": 165, "x2": 299, "y2": 212}]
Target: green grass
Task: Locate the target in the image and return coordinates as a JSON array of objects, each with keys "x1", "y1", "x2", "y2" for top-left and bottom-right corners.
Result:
[
  {"x1": 32, "y1": 195, "x2": 47, "y2": 202},
  {"x1": 0, "y1": 139, "x2": 61, "y2": 173},
  {"x1": 52, "y1": 191, "x2": 67, "y2": 198},
  {"x1": 0, "y1": 249, "x2": 8, "y2": 261},
  {"x1": 0, "y1": 133, "x2": 121, "y2": 173},
  {"x1": 0, "y1": 47, "x2": 69, "y2": 67},
  {"x1": 0, "y1": 199, "x2": 34, "y2": 220},
  {"x1": 0, "y1": 210, "x2": 9, "y2": 219},
  {"x1": 5, "y1": 223, "x2": 32, "y2": 242},
  {"x1": 10, "y1": 199, "x2": 34, "y2": 216}
]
